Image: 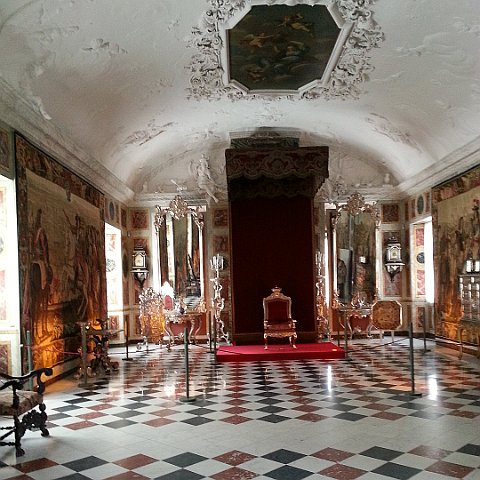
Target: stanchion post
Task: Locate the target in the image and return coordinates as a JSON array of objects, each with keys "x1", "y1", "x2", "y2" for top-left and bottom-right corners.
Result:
[
  {"x1": 409, "y1": 319, "x2": 422, "y2": 397},
  {"x1": 213, "y1": 312, "x2": 218, "y2": 363},
  {"x1": 179, "y1": 327, "x2": 196, "y2": 403},
  {"x1": 78, "y1": 322, "x2": 90, "y2": 388},
  {"x1": 422, "y1": 315, "x2": 430, "y2": 354},
  {"x1": 25, "y1": 330, "x2": 33, "y2": 390},
  {"x1": 337, "y1": 315, "x2": 341, "y2": 348},
  {"x1": 123, "y1": 316, "x2": 133, "y2": 361},
  {"x1": 208, "y1": 311, "x2": 214, "y2": 354},
  {"x1": 343, "y1": 315, "x2": 350, "y2": 361}
]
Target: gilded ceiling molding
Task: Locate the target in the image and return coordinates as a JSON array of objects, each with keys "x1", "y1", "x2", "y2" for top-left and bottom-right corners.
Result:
[{"x1": 187, "y1": 0, "x2": 383, "y2": 101}]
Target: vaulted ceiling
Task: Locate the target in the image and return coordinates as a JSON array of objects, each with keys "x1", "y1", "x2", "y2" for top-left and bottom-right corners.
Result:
[{"x1": 0, "y1": 0, "x2": 479, "y2": 205}]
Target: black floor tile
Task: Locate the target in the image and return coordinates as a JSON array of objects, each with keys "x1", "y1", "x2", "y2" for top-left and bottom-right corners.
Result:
[
  {"x1": 263, "y1": 449, "x2": 305, "y2": 464},
  {"x1": 334, "y1": 412, "x2": 367, "y2": 421},
  {"x1": 361, "y1": 446, "x2": 403, "y2": 461},
  {"x1": 372, "y1": 462, "x2": 422, "y2": 479},
  {"x1": 155, "y1": 470, "x2": 204, "y2": 480},
  {"x1": 258, "y1": 414, "x2": 290, "y2": 423},
  {"x1": 458, "y1": 443, "x2": 480, "y2": 456},
  {"x1": 182, "y1": 416, "x2": 214, "y2": 426},
  {"x1": 102, "y1": 419, "x2": 137, "y2": 428},
  {"x1": 164, "y1": 452, "x2": 208, "y2": 468},
  {"x1": 114, "y1": 410, "x2": 143, "y2": 418},
  {"x1": 265, "y1": 465, "x2": 312, "y2": 480},
  {"x1": 63, "y1": 456, "x2": 107, "y2": 472}
]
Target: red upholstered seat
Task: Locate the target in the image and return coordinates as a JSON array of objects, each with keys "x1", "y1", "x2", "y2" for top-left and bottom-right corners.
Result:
[{"x1": 263, "y1": 287, "x2": 297, "y2": 349}]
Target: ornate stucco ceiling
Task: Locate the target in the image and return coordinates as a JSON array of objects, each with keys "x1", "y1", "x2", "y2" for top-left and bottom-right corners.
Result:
[{"x1": 0, "y1": 0, "x2": 479, "y2": 205}]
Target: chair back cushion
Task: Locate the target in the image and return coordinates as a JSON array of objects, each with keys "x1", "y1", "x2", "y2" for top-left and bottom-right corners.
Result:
[{"x1": 265, "y1": 299, "x2": 290, "y2": 323}]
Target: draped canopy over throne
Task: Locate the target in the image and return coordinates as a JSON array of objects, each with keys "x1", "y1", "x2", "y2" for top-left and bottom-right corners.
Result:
[{"x1": 263, "y1": 287, "x2": 297, "y2": 349}]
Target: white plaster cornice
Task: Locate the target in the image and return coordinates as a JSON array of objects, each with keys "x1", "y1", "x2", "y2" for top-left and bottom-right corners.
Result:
[
  {"x1": 132, "y1": 191, "x2": 209, "y2": 209},
  {"x1": 0, "y1": 77, "x2": 134, "y2": 204},
  {"x1": 398, "y1": 136, "x2": 480, "y2": 198}
]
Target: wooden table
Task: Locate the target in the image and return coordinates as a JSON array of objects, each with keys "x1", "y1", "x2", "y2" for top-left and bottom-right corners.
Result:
[
  {"x1": 337, "y1": 305, "x2": 373, "y2": 340},
  {"x1": 165, "y1": 312, "x2": 203, "y2": 346},
  {"x1": 77, "y1": 322, "x2": 123, "y2": 383}
]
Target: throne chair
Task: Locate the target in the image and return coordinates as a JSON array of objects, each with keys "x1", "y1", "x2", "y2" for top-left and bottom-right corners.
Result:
[{"x1": 263, "y1": 287, "x2": 297, "y2": 349}]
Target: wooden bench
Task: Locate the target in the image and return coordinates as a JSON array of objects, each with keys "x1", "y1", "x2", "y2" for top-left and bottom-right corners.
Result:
[{"x1": 0, "y1": 367, "x2": 53, "y2": 456}]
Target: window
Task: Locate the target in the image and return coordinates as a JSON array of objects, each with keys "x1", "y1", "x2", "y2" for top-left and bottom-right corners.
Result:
[
  {"x1": 0, "y1": 176, "x2": 21, "y2": 373},
  {"x1": 105, "y1": 223, "x2": 123, "y2": 333},
  {"x1": 411, "y1": 217, "x2": 434, "y2": 303}
]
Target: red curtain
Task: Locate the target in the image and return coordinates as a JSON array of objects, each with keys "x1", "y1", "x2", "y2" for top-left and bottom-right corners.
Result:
[{"x1": 230, "y1": 195, "x2": 316, "y2": 341}]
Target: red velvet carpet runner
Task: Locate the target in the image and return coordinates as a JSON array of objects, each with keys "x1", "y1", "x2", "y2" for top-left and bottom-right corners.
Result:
[{"x1": 216, "y1": 342, "x2": 345, "y2": 362}]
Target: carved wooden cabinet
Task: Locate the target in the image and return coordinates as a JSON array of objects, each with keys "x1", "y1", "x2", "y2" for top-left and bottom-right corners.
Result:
[{"x1": 458, "y1": 274, "x2": 480, "y2": 358}]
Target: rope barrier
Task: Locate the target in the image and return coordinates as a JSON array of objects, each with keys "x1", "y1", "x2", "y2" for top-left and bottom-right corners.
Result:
[
  {"x1": 337, "y1": 330, "x2": 425, "y2": 398},
  {"x1": 22, "y1": 343, "x2": 82, "y2": 356}
]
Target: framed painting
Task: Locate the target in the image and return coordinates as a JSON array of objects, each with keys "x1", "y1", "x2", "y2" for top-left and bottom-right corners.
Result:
[
  {"x1": 214, "y1": 235, "x2": 228, "y2": 253},
  {"x1": 0, "y1": 121, "x2": 14, "y2": 179},
  {"x1": 227, "y1": 3, "x2": 341, "y2": 92},
  {"x1": 213, "y1": 208, "x2": 228, "y2": 227},
  {"x1": 381, "y1": 204, "x2": 400, "y2": 223},
  {"x1": 131, "y1": 209, "x2": 148, "y2": 230}
]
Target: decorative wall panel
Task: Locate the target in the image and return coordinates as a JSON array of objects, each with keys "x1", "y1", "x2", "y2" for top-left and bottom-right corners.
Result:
[{"x1": 413, "y1": 224, "x2": 426, "y2": 298}]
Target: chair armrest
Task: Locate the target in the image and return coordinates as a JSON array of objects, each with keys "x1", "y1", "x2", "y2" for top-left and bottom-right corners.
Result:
[{"x1": 0, "y1": 368, "x2": 53, "y2": 395}]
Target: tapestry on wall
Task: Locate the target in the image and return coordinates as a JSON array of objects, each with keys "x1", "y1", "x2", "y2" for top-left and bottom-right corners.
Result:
[
  {"x1": 432, "y1": 165, "x2": 480, "y2": 341},
  {"x1": 15, "y1": 134, "x2": 106, "y2": 371}
]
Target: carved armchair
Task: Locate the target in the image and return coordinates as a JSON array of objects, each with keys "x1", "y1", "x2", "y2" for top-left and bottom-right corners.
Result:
[
  {"x1": 263, "y1": 287, "x2": 297, "y2": 349},
  {"x1": 0, "y1": 367, "x2": 53, "y2": 456},
  {"x1": 371, "y1": 300, "x2": 402, "y2": 342}
]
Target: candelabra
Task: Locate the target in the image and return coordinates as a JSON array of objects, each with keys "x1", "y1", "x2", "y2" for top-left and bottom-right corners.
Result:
[
  {"x1": 315, "y1": 252, "x2": 330, "y2": 341},
  {"x1": 210, "y1": 254, "x2": 229, "y2": 343}
]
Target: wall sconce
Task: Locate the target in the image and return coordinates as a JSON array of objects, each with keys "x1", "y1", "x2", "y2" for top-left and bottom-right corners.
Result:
[
  {"x1": 131, "y1": 245, "x2": 149, "y2": 289},
  {"x1": 384, "y1": 236, "x2": 405, "y2": 282},
  {"x1": 210, "y1": 253, "x2": 224, "y2": 272},
  {"x1": 464, "y1": 254, "x2": 480, "y2": 273}
]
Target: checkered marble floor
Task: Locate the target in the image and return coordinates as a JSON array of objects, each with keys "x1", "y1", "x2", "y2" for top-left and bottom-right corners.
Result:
[{"x1": 1, "y1": 338, "x2": 480, "y2": 479}]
